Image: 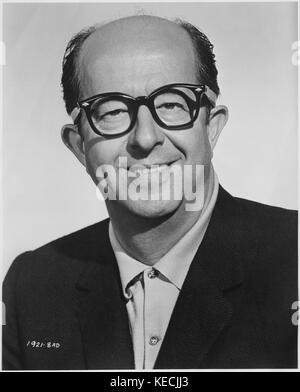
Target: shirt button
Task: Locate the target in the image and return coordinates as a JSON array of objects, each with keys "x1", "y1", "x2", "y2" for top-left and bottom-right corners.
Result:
[
  {"x1": 147, "y1": 269, "x2": 157, "y2": 279},
  {"x1": 149, "y1": 336, "x2": 160, "y2": 346}
]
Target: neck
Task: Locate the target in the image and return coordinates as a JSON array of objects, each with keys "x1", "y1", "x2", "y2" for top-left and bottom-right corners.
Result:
[{"x1": 108, "y1": 165, "x2": 216, "y2": 266}]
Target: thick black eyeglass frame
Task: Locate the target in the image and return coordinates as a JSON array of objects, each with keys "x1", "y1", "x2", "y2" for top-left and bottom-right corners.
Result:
[{"x1": 75, "y1": 83, "x2": 215, "y2": 138}]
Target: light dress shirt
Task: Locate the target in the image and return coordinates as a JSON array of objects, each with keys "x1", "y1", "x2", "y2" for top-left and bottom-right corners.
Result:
[{"x1": 109, "y1": 171, "x2": 219, "y2": 369}]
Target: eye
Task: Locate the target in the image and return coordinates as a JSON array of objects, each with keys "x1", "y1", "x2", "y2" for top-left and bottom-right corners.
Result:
[
  {"x1": 91, "y1": 99, "x2": 129, "y2": 123},
  {"x1": 156, "y1": 102, "x2": 188, "y2": 111},
  {"x1": 100, "y1": 108, "x2": 128, "y2": 120},
  {"x1": 154, "y1": 91, "x2": 191, "y2": 113},
  {"x1": 154, "y1": 90, "x2": 194, "y2": 125}
]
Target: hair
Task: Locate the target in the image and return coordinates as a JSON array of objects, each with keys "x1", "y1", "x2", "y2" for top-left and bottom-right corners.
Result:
[
  {"x1": 175, "y1": 19, "x2": 220, "y2": 97},
  {"x1": 61, "y1": 17, "x2": 220, "y2": 115},
  {"x1": 61, "y1": 24, "x2": 98, "y2": 114}
]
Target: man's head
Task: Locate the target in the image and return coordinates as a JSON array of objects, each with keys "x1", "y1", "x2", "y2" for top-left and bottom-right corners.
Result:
[{"x1": 61, "y1": 15, "x2": 228, "y2": 218}]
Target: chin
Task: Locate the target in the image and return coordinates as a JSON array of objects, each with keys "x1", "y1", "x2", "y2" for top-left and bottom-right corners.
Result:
[{"x1": 124, "y1": 198, "x2": 183, "y2": 219}]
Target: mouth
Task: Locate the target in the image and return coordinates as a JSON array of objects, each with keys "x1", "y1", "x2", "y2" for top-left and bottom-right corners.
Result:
[{"x1": 126, "y1": 160, "x2": 181, "y2": 176}]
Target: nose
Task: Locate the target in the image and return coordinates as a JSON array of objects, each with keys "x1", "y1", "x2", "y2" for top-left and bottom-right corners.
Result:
[{"x1": 127, "y1": 105, "x2": 164, "y2": 153}]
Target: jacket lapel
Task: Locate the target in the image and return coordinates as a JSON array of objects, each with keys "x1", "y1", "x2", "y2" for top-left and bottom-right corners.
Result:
[
  {"x1": 154, "y1": 263, "x2": 233, "y2": 369},
  {"x1": 74, "y1": 223, "x2": 134, "y2": 369},
  {"x1": 155, "y1": 186, "x2": 244, "y2": 369}
]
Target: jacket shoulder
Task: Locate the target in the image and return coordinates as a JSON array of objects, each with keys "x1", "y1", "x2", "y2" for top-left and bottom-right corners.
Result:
[
  {"x1": 232, "y1": 194, "x2": 297, "y2": 277},
  {"x1": 233, "y1": 195, "x2": 298, "y2": 357},
  {"x1": 234, "y1": 195, "x2": 297, "y2": 250},
  {"x1": 234, "y1": 195, "x2": 297, "y2": 222},
  {"x1": 3, "y1": 218, "x2": 111, "y2": 296}
]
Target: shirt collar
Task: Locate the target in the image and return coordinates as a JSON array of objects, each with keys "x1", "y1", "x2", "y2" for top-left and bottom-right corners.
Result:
[
  {"x1": 109, "y1": 170, "x2": 219, "y2": 297},
  {"x1": 109, "y1": 223, "x2": 146, "y2": 298}
]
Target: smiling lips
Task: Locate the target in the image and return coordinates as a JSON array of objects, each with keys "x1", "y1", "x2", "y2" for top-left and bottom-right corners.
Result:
[{"x1": 127, "y1": 160, "x2": 180, "y2": 176}]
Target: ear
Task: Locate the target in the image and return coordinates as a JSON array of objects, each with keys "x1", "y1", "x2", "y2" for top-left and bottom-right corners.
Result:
[
  {"x1": 207, "y1": 105, "x2": 229, "y2": 150},
  {"x1": 61, "y1": 124, "x2": 86, "y2": 167}
]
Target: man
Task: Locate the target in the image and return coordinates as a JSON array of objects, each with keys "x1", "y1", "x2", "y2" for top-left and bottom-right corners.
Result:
[{"x1": 2, "y1": 15, "x2": 298, "y2": 370}]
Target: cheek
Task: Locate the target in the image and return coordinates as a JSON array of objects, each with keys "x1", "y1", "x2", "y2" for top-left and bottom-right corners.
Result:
[
  {"x1": 188, "y1": 114, "x2": 213, "y2": 162},
  {"x1": 86, "y1": 143, "x2": 117, "y2": 168},
  {"x1": 169, "y1": 125, "x2": 212, "y2": 164},
  {"x1": 192, "y1": 130, "x2": 212, "y2": 160},
  {"x1": 83, "y1": 134, "x2": 127, "y2": 178}
]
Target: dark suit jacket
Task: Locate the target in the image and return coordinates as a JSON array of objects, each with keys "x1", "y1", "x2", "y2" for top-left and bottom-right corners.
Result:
[{"x1": 2, "y1": 186, "x2": 298, "y2": 370}]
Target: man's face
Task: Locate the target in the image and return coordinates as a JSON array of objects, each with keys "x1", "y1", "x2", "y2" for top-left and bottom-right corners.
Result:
[{"x1": 76, "y1": 18, "x2": 214, "y2": 218}]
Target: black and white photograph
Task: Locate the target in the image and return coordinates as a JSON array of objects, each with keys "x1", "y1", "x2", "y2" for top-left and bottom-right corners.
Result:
[{"x1": 1, "y1": 1, "x2": 298, "y2": 372}]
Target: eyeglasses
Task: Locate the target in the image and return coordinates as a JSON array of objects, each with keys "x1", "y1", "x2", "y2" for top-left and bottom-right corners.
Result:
[{"x1": 70, "y1": 83, "x2": 217, "y2": 137}]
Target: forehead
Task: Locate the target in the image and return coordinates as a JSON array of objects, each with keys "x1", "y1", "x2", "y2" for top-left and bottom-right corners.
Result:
[{"x1": 78, "y1": 17, "x2": 197, "y2": 97}]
